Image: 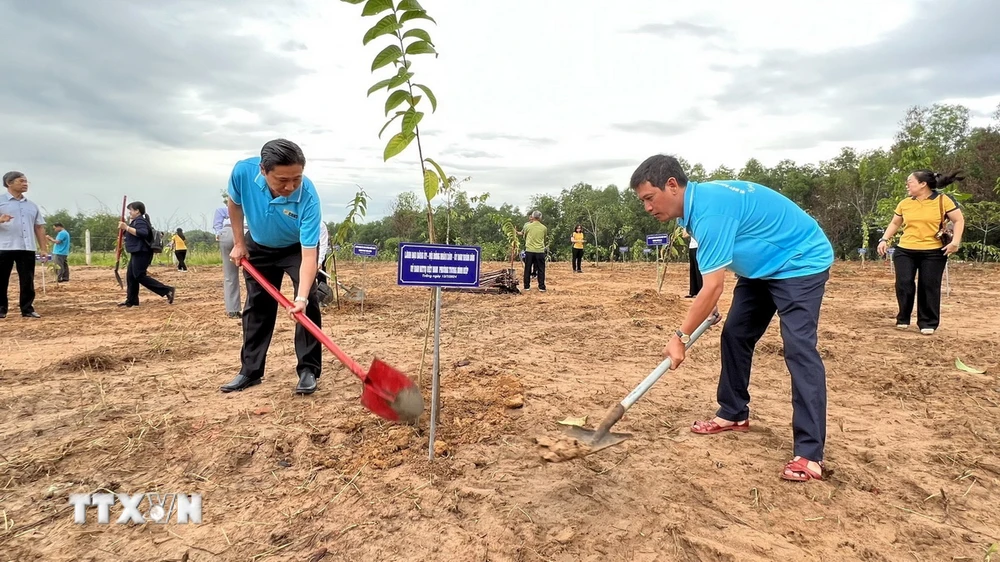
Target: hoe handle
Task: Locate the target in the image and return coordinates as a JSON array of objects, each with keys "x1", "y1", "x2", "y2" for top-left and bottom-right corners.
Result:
[{"x1": 591, "y1": 312, "x2": 721, "y2": 441}]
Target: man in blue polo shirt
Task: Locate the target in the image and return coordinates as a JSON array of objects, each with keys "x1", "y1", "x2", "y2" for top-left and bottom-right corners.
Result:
[
  {"x1": 47, "y1": 223, "x2": 71, "y2": 282},
  {"x1": 630, "y1": 154, "x2": 834, "y2": 483},
  {"x1": 220, "y1": 139, "x2": 324, "y2": 395}
]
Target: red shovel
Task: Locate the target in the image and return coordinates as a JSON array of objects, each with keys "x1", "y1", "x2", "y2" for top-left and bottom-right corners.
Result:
[{"x1": 240, "y1": 258, "x2": 424, "y2": 423}]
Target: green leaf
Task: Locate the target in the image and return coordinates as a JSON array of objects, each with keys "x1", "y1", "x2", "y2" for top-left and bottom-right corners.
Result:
[
  {"x1": 384, "y1": 131, "x2": 415, "y2": 161},
  {"x1": 384, "y1": 89, "x2": 411, "y2": 115},
  {"x1": 401, "y1": 108, "x2": 423, "y2": 134},
  {"x1": 378, "y1": 111, "x2": 405, "y2": 138},
  {"x1": 405, "y1": 40, "x2": 436, "y2": 56},
  {"x1": 397, "y1": 0, "x2": 423, "y2": 10},
  {"x1": 955, "y1": 358, "x2": 986, "y2": 374},
  {"x1": 366, "y1": 77, "x2": 393, "y2": 96},
  {"x1": 424, "y1": 157, "x2": 447, "y2": 189},
  {"x1": 399, "y1": 10, "x2": 436, "y2": 25},
  {"x1": 413, "y1": 83, "x2": 437, "y2": 112},
  {"x1": 402, "y1": 28, "x2": 433, "y2": 44},
  {"x1": 340, "y1": 0, "x2": 364, "y2": 4},
  {"x1": 410, "y1": 94, "x2": 422, "y2": 107},
  {"x1": 363, "y1": 13, "x2": 401, "y2": 45},
  {"x1": 387, "y1": 70, "x2": 414, "y2": 89},
  {"x1": 371, "y1": 44, "x2": 402, "y2": 71},
  {"x1": 362, "y1": 0, "x2": 393, "y2": 16},
  {"x1": 423, "y1": 168, "x2": 439, "y2": 202}
]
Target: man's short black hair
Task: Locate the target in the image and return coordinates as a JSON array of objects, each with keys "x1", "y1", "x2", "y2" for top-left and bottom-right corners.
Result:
[
  {"x1": 629, "y1": 155, "x2": 688, "y2": 191},
  {"x1": 260, "y1": 139, "x2": 306, "y2": 172},
  {"x1": 53, "y1": 222, "x2": 64, "y2": 228},
  {"x1": 3, "y1": 171, "x2": 25, "y2": 187}
]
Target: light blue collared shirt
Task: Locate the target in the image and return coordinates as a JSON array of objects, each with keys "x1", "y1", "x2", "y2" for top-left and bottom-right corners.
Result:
[
  {"x1": 226, "y1": 156, "x2": 321, "y2": 249},
  {"x1": 0, "y1": 191, "x2": 45, "y2": 251},
  {"x1": 677, "y1": 180, "x2": 834, "y2": 280}
]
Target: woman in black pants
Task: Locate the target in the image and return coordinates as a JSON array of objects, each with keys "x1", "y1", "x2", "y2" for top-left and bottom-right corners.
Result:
[
  {"x1": 117, "y1": 201, "x2": 176, "y2": 308},
  {"x1": 877, "y1": 170, "x2": 965, "y2": 335}
]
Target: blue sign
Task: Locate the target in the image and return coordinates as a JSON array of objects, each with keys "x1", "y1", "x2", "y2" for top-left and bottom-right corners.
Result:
[
  {"x1": 398, "y1": 243, "x2": 481, "y2": 287},
  {"x1": 643, "y1": 248, "x2": 652, "y2": 254},
  {"x1": 618, "y1": 246, "x2": 629, "y2": 253},
  {"x1": 646, "y1": 233, "x2": 670, "y2": 246},
  {"x1": 353, "y1": 244, "x2": 378, "y2": 258},
  {"x1": 332, "y1": 244, "x2": 341, "y2": 251},
  {"x1": 858, "y1": 248, "x2": 867, "y2": 255}
]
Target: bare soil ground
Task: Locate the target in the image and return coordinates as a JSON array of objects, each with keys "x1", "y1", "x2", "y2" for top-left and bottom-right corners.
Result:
[{"x1": 1, "y1": 259, "x2": 998, "y2": 562}]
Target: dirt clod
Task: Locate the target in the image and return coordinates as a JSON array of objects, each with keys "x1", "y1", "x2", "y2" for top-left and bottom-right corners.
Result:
[{"x1": 535, "y1": 435, "x2": 592, "y2": 462}]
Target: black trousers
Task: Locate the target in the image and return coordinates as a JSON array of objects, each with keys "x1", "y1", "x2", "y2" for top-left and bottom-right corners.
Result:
[
  {"x1": 176, "y1": 250, "x2": 187, "y2": 271},
  {"x1": 572, "y1": 247, "x2": 583, "y2": 271},
  {"x1": 239, "y1": 236, "x2": 322, "y2": 381},
  {"x1": 54, "y1": 254, "x2": 70, "y2": 282},
  {"x1": 126, "y1": 251, "x2": 172, "y2": 305},
  {"x1": 892, "y1": 247, "x2": 947, "y2": 330},
  {"x1": 688, "y1": 247, "x2": 703, "y2": 296},
  {"x1": 523, "y1": 251, "x2": 546, "y2": 289},
  {"x1": 717, "y1": 270, "x2": 829, "y2": 461},
  {"x1": 0, "y1": 250, "x2": 36, "y2": 314}
]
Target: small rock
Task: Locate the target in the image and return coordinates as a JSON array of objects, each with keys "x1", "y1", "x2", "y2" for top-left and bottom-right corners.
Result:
[
  {"x1": 505, "y1": 395, "x2": 524, "y2": 409},
  {"x1": 552, "y1": 527, "x2": 575, "y2": 544},
  {"x1": 253, "y1": 406, "x2": 273, "y2": 415}
]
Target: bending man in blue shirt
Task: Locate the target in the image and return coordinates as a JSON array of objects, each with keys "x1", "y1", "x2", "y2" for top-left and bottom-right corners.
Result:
[
  {"x1": 220, "y1": 139, "x2": 324, "y2": 395},
  {"x1": 630, "y1": 154, "x2": 834, "y2": 483}
]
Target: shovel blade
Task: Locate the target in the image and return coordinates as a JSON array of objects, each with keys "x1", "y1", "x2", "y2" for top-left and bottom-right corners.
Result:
[
  {"x1": 359, "y1": 358, "x2": 424, "y2": 423},
  {"x1": 562, "y1": 425, "x2": 633, "y2": 453}
]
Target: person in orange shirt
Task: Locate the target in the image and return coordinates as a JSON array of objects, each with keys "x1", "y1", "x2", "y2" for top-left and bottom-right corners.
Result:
[
  {"x1": 570, "y1": 224, "x2": 585, "y2": 273},
  {"x1": 877, "y1": 169, "x2": 965, "y2": 335}
]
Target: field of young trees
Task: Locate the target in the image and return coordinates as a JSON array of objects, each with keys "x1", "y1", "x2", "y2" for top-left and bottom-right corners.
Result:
[{"x1": 41, "y1": 103, "x2": 1000, "y2": 268}]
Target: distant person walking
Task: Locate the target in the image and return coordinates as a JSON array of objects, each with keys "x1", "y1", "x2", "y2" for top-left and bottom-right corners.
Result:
[
  {"x1": 570, "y1": 224, "x2": 585, "y2": 273},
  {"x1": 215, "y1": 193, "x2": 242, "y2": 318},
  {"x1": 877, "y1": 169, "x2": 966, "y2": 335},
  {"x1": 0, "y1": 171, "x2": 48, "y2": 319},
  {"x1": 172, "y1": 228, "x2": 188, "y2": 271},
  {"x1": 118, "y1": 201, "x2": 175, "y2": 308},
  {"x1": 682, "y1": 228, "x2": 702, "y2": 298},
  {"x1": 46, "y1": 223, "x2": 71, "y2": 282},
  {"x1": 517, "y1": 210, "x2": 547, "y2": 291}
]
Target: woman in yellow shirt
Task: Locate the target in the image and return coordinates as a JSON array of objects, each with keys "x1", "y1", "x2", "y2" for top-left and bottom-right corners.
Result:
[
  {"x1": 570, "y1": 225, "x2": 585, "y2": 273},
  {"x1": 171, "y1": 228, "x2": 188, "y2": 271},
  {"x1": 877, "y1": 169, "x2": 965, "y2": 335}
]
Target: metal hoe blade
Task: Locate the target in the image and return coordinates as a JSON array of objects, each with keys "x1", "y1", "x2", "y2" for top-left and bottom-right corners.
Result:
[{"x1": 562, "y1": 425, "x2": 633, "y2": 453}]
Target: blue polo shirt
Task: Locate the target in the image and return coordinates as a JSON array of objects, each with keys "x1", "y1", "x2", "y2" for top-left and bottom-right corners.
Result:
[
  {"x1": 678, "y1": 180, "x2": 833, "y2": 280},
  {"x1": 227, "y1": 156, "x2": 321, "y2": 249},
  {"x1": 53, "y1": 230, "x2": 71, "y2": 255}
]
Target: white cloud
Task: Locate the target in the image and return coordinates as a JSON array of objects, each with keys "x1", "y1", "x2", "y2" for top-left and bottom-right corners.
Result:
[{"x1": 2, "y1": 0, "x2": 997, "y2": 228}]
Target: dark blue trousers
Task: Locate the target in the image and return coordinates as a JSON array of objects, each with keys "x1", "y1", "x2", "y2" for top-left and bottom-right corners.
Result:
[{"x1": 717, "y1": 269, "x2": 829, "y2": 461}]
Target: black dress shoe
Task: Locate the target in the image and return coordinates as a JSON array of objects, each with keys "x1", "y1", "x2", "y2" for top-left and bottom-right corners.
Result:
[
  {"x1": 166, "y1": 288, "x2": 176, "y2": 304},
  {"x1": 295, "y1": 371, "x2": 317, "y2": 395},
  {"x1": 22, "y1": 311, "x2": 40, "y2": 318},
  {"x1": 0, "y1": 311, "x2": 6, "y2": 319},
  {"x1": 220, "y1": 374, "x2": 262, "y2": 393},
  {"x1": 117, "y1": 302, "x2": 136, "y2": 307}
]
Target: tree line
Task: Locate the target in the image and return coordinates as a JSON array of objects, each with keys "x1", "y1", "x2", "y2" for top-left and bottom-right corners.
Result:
[{"x1": 41, "y1": 103, "x2": 1000, "y2": 263}]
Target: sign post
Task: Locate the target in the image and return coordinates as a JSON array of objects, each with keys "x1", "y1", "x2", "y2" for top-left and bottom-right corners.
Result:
[
  {"x1": 352, "y1": 244, "x2": 377, "y2": 314},
  {"x1": 397, "y1": 242, "x2": 481, "y2": 460},
  {"x1": 646, "y1": 233, "x2": 671, "y2": 293}
]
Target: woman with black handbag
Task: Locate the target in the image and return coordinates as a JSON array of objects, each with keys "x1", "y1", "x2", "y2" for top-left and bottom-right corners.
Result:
[
  {"x1": 117, "y1": 201, "x2": 176, "y2": 308},
  {"x1": 876, "y1": 170, "x2": 965, "y2": 334}
]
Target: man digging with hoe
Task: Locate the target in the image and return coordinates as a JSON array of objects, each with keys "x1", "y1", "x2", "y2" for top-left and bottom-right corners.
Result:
[{"x1": 630, "y1": 155, "x2": 834, "y2": 482}]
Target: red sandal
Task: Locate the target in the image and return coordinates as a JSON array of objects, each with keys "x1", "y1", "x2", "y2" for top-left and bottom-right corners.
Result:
[
  {"x1": 690, "y1": 418, "x2": 750, "y2": 434},
  {"x1": 781, "y1": 457, "x2": 823, "y2": 482}
]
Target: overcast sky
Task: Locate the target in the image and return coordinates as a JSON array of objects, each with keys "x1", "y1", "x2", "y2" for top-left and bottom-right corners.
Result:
[{"x1": 2, "y1": 0, "x2": 998, "y2": 230}]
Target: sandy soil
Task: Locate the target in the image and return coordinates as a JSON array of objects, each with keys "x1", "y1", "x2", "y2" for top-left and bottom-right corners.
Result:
[{"x1": 1, "y1": 258, "x2": 998, "y2": 561}]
